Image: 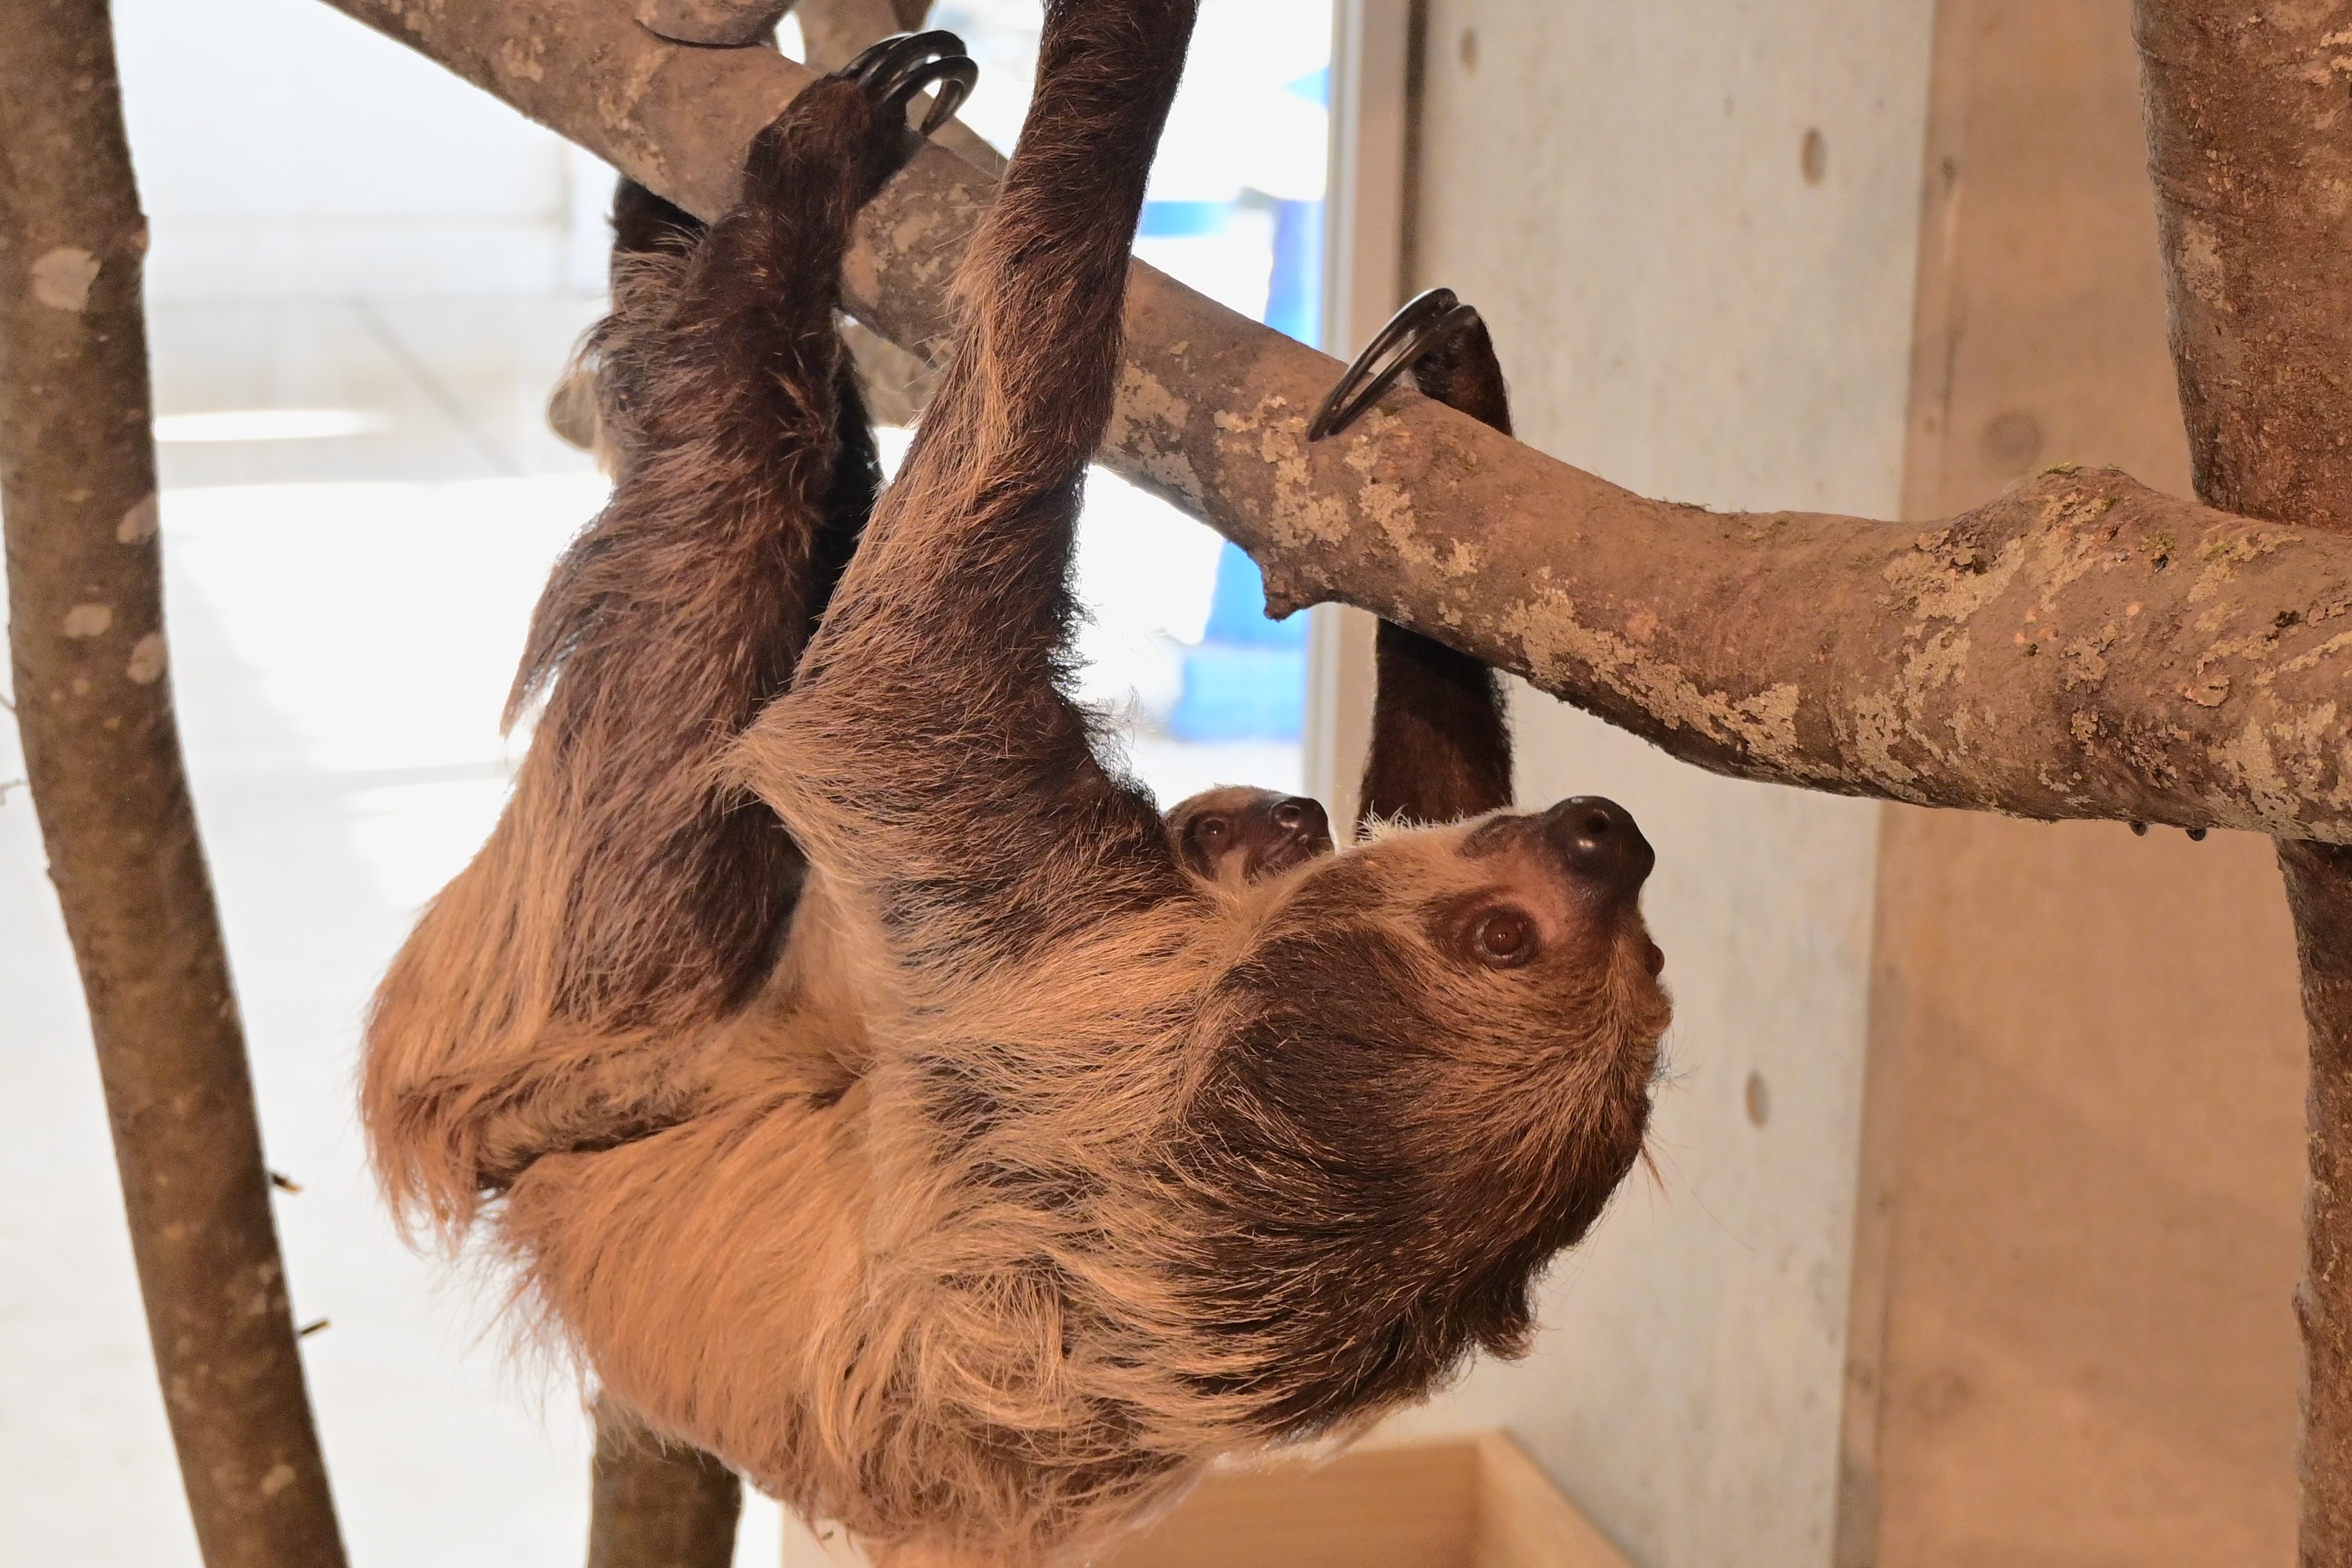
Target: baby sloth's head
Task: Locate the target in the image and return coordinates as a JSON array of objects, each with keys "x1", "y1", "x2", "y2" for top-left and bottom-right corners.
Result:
[
  {"x1": 1166, "y1": 786, "x2": 1334, "y2": 887},
  {"x1": 1169, "y1": 796, "x2": 1670, "y2": 1439}
]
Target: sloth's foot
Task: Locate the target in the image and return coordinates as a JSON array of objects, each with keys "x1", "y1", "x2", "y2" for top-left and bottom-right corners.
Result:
[
  {"x1": 839, "y1": 30, "x2": 979, "y2": 140},
  {"x1": 744, "y1": 31, "x2": 978, "y2": 197}
]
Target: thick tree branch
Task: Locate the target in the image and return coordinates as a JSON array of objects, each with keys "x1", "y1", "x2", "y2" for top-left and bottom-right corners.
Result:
[
  {"x1": 309, "y1": 0, "x2": 2352, "y2": 843},
  {"x1": 2135, "y1": 4, "x2": 2352, "y2": 1560},
  {"x1": 0, "y1": 3, "x2": 347, "y2": 1565}
]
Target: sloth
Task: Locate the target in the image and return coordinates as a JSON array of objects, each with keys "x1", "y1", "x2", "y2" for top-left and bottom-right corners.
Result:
[
  {"x1": 1166, "y1": 301, "x2": 1524, "y2": 891},
  {"x1": 363, "y1": 8, "x2": 1671, "y2": 1564},
  {"x1": 1164, "y1": 786, "x2": 1333, "y2": 887}
]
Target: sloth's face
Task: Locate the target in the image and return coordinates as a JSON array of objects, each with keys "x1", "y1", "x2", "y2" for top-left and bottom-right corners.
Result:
[
  {"x1": 1165, "y1": 786, "x2": 1334, "y2": 887},
  {"x1": 1171, "y1": 799, "x2": 1669, "y2": 1437}
]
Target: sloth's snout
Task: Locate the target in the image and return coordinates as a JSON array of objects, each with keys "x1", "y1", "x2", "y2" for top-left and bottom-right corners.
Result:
[
  {"x1": 1249, "y1": 794, "x2": 1333, "y2": 878},
  {"x1": 1271, "y1": 796, "x2": 1331, "y2": 852},
  {"x1": 1542, "y1": 796, "x2": 1654, "y2": 906}
]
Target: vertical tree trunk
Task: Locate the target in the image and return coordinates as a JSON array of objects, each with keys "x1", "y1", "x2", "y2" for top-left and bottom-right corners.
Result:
[
  {"x1": 0, "y1": 3, "x2": 348, "y2": 1565},
  {"x1": 2282, "y1": 840, "x2": 2352, "y2": 1555},
  {"x1": 588, "y1": 1402, "x2": 744, "y2": 1568},
  {"x1": 2134, "y1": 3, "x2": 2352, "y2": 1560}
]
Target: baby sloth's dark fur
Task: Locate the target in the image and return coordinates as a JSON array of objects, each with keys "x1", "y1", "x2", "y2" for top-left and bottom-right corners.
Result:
[{"x1": 364, "y1": 7, "x2": 1670, "y2": 1564}]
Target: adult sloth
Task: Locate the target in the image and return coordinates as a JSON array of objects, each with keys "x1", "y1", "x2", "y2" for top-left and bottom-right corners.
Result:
[{"x1": 365, "y1": 8, "x2": 1670, "y2": 1562}]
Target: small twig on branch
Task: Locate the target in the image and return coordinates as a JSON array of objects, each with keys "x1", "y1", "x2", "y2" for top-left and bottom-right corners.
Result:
[
  {"x1": 0, "y1": 4, "x2": 349, "y2": 1566},
  {"x1": 2135, "y1": 3, "x2": 2352, "y2": 1560},
  {"x1": 312, "y1": 0, "x2": 2352, "y2": 843}
]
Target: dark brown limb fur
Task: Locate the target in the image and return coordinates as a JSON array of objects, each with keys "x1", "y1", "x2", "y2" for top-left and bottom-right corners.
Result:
[
  {"x1": 367, "y1": 76, "x2": 906, "y2": 1224},
  {"x1": 1356, "y1": 313, "x2": 1515, "y2": 831},
  {"x1": 571, "y1": 177, "x2": 758, "y2": 1568},
  {"x1": 738, "y1": 3, "x2": 1199, "y2": 969}
]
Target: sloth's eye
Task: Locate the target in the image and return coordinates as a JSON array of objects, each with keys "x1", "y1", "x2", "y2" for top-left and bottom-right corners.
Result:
[{"x1": 1470, "y1": 909, "x2": 1537, "y2": 969}]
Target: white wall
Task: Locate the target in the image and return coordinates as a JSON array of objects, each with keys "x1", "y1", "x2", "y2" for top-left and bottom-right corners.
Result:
[
  {"x1": 113, "y1": 0, "x2": 599, "y2": 298},
  {"x1": 1380, "y1": 5, "x2": 1935, "y2": 1565}
]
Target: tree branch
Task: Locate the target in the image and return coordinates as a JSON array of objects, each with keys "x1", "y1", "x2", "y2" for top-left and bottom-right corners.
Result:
[
  {"x1": 306, "y1": 0, "x2": 2352, "y2": 842},
  {"x1": 2135, "y1": 3, "x2": 2352, "y2": 1558},
  {"x1": 0, "y1": 3, "x2": 347, "y2": 1565}
]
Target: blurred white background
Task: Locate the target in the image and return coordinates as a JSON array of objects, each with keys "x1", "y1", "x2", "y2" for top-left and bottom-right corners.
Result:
[{"x1": 0, "y1": 1, "x2": 1326, "y2": 1564}]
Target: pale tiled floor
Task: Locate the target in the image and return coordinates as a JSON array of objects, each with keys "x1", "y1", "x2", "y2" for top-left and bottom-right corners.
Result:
[{"x1": 1, "y1": 297, "x2": 1295, "y2": 1567}]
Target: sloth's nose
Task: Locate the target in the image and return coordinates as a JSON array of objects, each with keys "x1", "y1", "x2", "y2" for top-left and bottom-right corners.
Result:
[
  {"x1": 1272, "y1": 795, "x2": 1331, "y2": 849},
  {"x1": 1544, "y1": 796, "x2": 1655, "y2": 905}
]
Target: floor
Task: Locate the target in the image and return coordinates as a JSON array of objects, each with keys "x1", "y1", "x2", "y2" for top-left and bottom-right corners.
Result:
[{"x1": 0, "y1": 296, "x2": 1297, "y2": 1567}]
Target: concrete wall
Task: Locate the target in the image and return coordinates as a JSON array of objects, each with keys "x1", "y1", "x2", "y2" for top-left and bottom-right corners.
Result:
[
  {"x1": 1382, "y1": 5, "x2": 1935, "y2": 1566},
  {"x1": 1371, "y1": 5, "x2": 2312, "y2": 1565}
]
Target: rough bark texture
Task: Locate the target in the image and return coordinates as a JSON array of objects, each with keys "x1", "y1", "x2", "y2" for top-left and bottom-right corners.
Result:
[
  {"x1": 2283, "y1": 840, "x2": 2352, "y2": 1561},
  {"x1": 635, "y1": 0, "x2": 788, "y2": 48},
  {"x1": 311, "y1": 0, "x2": 2352, "y2": 843},
  {"x1": 0, "y1": 3, "x2": 347, "y2": 1565},
  {"x1": 587, "y1": 1403, "x2": 744, "y2": 1568},
  {"x1": 2136, "y1": 4, "x2": 2352, "y2": 1559},
  {"x1": 796, "y1": 0, "x2": 931, "y2": 70},
  {"x1": 2138, "y1": 3, "x2": 2352, "y2": 534}
]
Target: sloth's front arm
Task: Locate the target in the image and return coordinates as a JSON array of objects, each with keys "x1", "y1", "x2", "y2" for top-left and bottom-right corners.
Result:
[
  {"x1": 734, "y1": 0, "x2": 1204, "y2": 971},
  {"x1": 364, "y1": 77, "x2": 912, "y2": 1224}
]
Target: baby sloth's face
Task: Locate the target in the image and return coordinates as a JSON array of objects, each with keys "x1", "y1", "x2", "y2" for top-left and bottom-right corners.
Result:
[
  {"x1": 1172, "y1": 795, "x2": 1671, "y2": 1439},
  {"x1": 1167, "y1": 786, "x2": 1334, "y2": 887}
]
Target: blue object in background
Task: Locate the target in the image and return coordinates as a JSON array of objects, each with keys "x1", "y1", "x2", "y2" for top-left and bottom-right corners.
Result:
[
  {"x1": 1169, "y1": 542, "x2": 1310, "y2": 740},
  {"x1": 1202, "y1": 541, "x2": 1306, "y2": 649},
  {"x1": 1167, "y1": 642, "x2": 1308, "y2": 741},
  {"x1": 1264, "y1": 198, "x2": 1324, "y2": 347},
  {"x1": 1138, "y1": 199, "x2": 1228, "y2": 238},
  {"x1": 1167, "y1": 156, "x2": 1325, "y2": 739}
]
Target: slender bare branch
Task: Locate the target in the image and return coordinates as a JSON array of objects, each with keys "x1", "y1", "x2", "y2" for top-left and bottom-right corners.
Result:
[
  {"x1": 2135, "y1": 3, "x2": 2352, "y2": 1558},
  {"x1": 0, "y1": 3, "x2": 347, "y2": 1565},
  {"x1": 307, "y1": 0, "x2": 2352, "y2": 844}
]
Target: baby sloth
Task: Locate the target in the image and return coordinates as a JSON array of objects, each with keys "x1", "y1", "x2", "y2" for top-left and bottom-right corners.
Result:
[
  {"x1": 1166, "y1": 787, "x2": 1333, "y2": 886},
  {"x1": 362, "y1": 6, "x2": 1671, "y2": 1564}
]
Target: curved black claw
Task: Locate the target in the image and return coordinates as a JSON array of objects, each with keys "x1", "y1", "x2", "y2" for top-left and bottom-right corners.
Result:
[
  {"x1": 840, "y1": 30, "x2": 979, "y2": 138},
  {"x1": 1307, "y1": 287, "x2": 1487, "y2": 442}
]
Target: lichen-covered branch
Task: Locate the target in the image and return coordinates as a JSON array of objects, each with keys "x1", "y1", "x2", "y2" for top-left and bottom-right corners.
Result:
[
  {"x1": 309, "y1": 0, "x2": 2352, "y2": 849},
  {"x1": 2134, "y1": 3, "x2": 2352, "y2": 1558},
  {"x1": 0, "y1": 3, "x2": 347, "y2": 1565}
]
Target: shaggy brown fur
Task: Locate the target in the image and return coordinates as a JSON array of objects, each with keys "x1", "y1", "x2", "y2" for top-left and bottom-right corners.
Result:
[
  {"x1": 365, "y1": 60, "x2": 903, "y2": 1222},
  {"x1": 364, "y1": 8, "x2": 1671, "y2": 1564}
]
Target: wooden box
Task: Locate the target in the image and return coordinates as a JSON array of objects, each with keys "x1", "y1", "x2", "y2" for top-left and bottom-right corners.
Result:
[{"x1": 783, "y1": 1433, "x2": 1633, "y2": 1568}]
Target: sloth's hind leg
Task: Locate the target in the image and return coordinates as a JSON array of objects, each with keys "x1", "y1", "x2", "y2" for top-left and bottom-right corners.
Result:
[{"x1": 363, "y1": 46, "x2": 976, "y2": 1229}]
